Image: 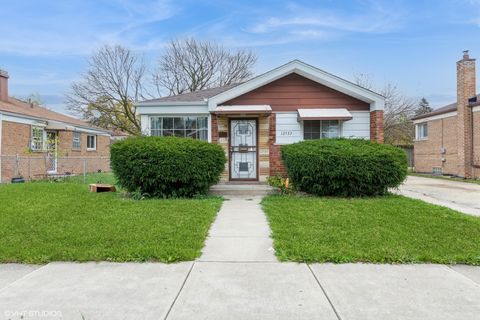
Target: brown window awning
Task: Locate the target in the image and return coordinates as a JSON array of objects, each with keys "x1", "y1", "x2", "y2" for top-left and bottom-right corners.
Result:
[{"x1": 297, "y1": 108, "x2": 353, "y2": 121}]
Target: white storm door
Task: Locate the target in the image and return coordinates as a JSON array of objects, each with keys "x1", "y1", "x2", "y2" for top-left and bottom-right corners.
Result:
[{"x1": 230, "y1": 119, "x2": 257, "y2": 180}]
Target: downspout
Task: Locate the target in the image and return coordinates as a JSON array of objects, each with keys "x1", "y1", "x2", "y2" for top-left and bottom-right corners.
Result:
[{"x1": 0, "y1": 112, "x2": 3, "y2": 182}]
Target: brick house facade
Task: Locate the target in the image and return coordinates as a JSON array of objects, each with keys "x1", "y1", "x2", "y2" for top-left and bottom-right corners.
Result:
[
  {"x1": 137, "y1": 60, "x2": 385, "y2": 182},
  {"x1": 412, "y1": 51, "x2": 480, "y2": 179},
  {"x1": 0, "y1": 70, "x2": 111, "y2": 182}
]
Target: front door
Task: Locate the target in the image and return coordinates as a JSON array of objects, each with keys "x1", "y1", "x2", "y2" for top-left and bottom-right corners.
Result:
[
  {"x1": 46, "y1": 131, "x2": 58, "y2": 173},
  {"x1": 229, "y1": 119, "x2": 257, "y2": 180}
]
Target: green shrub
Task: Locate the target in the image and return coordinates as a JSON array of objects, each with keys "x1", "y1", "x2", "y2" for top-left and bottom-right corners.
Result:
[
  {"x1": 266, "y1": 174, "x2": 296, "y2": 195},
  {"x1": 111, "y1": 136, "x2": 226, "y2": 198},
  {"x1": 281, "y1": 138, "x2": 408, "y2": 197}
]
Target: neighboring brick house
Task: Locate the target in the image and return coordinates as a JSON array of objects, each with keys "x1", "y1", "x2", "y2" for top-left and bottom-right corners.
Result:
[
  {"x1": 0, "y1": 70, "x2": 111, "y2": 182},
  {"x1": 136, "y1": 60, "x2": 385, "y2": 182},
  {"x1": 412, "y1": 51, "x2": 480, "y2": 179}
]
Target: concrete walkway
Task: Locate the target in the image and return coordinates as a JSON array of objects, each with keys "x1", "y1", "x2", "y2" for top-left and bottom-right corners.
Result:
[
  {"x1": 1, "y1": 196, "x2": 480, "y2": 319},
  {"x1": 396, "y1": 176, "x2": 480, "y2": 216},
  {"x1": 199, "y1": 196, "x2": 276, "y2": 262}
]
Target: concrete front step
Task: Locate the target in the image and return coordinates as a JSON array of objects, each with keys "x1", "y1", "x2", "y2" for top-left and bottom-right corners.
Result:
[{"x1": 209, "y1": 183, "x2": 277, "y2": 196}]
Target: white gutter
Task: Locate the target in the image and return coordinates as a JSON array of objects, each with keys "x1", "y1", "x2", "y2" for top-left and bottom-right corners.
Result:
[{"x1": 0, "y1": 112, "x2": 3, "y2": 182}]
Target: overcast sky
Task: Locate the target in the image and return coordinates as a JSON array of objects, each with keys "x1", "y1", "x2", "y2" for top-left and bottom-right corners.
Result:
[{"x1": 1, "y1": 0, "x2": 479, "y2": 114}]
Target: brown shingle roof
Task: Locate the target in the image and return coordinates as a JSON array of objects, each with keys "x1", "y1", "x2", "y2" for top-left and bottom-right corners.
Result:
[
  {"x1": 0, "y1": 97, "x2": 109, "y2": 132},
  {"x1": 411, "y1": 94, "x2": 480, "y2": 121},
  {"x1": 140, "y1": 83, "x2": 242, "y2": 103}
]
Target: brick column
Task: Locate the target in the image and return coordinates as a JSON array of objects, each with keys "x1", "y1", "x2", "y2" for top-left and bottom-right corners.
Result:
[
  {"x1": 211, "y1": 114, "x2": 218, "y2": 144},
  {"x1": 370, "y1": 110, "x2": 384, "y2": 143},
  {"x1": 456, "y1": 51, "x2": 476, "y2": 178},
  {"x1": 268, "y1": 113, "x2": 286, "y2": 176}
]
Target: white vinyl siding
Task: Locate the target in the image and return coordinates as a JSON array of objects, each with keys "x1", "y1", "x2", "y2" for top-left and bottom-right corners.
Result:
[
  {"x1": 342, "y1": 111, "x2": 370, "y2": 139},
  {"x1": 275, "y1": 111, "x2": 371, "y2": 144}
]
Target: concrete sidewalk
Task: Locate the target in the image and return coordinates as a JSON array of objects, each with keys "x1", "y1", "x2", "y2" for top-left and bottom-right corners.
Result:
[
  {"x1": 1, "y1": 262, "x2": 480, "y2": 319},
  {"x1": 1, "y1": 195, "x2": 480, "y2": 319},
  {"x1": 396, "y1": 176, "x2": 480, "y2": 216}
]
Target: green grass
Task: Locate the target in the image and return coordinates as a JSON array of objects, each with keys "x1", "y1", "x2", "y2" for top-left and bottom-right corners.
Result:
[
  {"x1": 262, "y1": 194, "x2": 480, "y2": 265},
  {"x1": 0, "y1": 179, "x2": 222, "y2": 263},
  {"x1": 409, "y1": 172, "x2": 480, "y2": 185}
]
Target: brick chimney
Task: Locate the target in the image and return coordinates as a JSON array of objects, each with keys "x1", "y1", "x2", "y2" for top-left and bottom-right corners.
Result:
[
  {"x1": 456, "y1": 50, "x2": 476, "y2": 178},
  {"x1": 0, "y1": 70, "x2": 8, "y2": 101}
]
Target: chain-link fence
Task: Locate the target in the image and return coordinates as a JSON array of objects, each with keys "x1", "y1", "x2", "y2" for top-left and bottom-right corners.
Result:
[{"x1": 0, "y1": 155, "x2": 111, "y2": 183}]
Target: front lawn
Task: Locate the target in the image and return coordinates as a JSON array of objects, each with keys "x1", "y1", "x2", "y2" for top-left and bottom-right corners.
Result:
[
  {"x1": 0, "y1": 180, "x2": 222, "y2": 263},
  {"x1": 262, "y1": 195, "x2": 480, "y2": 265}
]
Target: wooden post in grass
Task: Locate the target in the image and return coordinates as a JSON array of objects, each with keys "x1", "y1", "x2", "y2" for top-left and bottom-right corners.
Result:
[{"x1": 83, "y1": 158, "x2": 86, "y2": 184}]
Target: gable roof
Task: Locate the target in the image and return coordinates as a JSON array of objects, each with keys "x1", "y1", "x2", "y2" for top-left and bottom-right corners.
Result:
[
  {"x1": 0, "y1": 97, "x2": 110, "y2": 133},
  {"x1": 137, "y1": 60, "x2": 385, "y2": 111},
  {"x1": 139, "y1": 83, "x2": 241, "y2": 105},
  {"x1": 411, "y1": 94, "x2": 480, "y2": 121}
]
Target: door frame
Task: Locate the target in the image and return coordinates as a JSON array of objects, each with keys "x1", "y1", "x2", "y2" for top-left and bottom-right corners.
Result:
[
  {"x1": 228, "y1": 117, "x2": 259, "y2": 181},
  {"x1": 46, "y1": 130, "x2": 58, "y2": 174}
]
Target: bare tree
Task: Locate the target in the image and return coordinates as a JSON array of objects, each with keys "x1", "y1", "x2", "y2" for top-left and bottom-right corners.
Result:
[
  {"x1": 153, "y1": 38, "x2": 257, "y2": 96},
  {"x1": 67, "y1": 45, "x2": 148, "y2": 135},
  {"x1": 354, "y1": 73, "x2": 417, "y2": 145}
]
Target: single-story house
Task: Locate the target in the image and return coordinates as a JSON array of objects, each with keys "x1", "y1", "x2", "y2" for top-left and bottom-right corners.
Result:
[
  {"x1": 412, "y1": 51, "x2": 480, "y2": 179},
  {"x1": 137, "y1": 60, "x2": 385, "y2": 182},
  {"x1": 0, "y1": 69, "x2": 111, "y2": 182}
]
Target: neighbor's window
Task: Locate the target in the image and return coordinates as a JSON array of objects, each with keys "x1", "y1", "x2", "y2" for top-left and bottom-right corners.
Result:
[
  {"x1": 150, "y1": 116, "x2": 208, "y2": 140},
  {"x1": 31, "y1": 126, "x2": 45, "y2": 151},
  {"x1": 417, "y1": 123, "x2": 428, "y2": 139},
  {"x1": 303, "y1": 120, "x2": 340, "y2": 140},
  {"x1": 72, "y1": 132, "x2": 81, "y2": 150},
  {"x1": 87, "y1": 135, "x2": 97, "y2": 150}
]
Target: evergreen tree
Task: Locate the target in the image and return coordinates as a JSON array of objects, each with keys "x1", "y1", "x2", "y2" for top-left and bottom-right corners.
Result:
[{"x1": 415, "y1": 98, "x2": 433, "y2": 116}]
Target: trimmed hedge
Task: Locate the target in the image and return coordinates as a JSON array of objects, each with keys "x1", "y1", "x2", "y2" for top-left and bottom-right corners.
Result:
[
  {"x1": 111, "y1": 136, "x2": 226, "y2": 198},
  {"x1": 281, "y1": 138, "x2": 408, "y2": 197}
]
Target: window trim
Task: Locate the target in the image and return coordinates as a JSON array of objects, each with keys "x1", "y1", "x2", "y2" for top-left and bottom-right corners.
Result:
[
  {"x1": 149, "y1": 115, "x2": 209, "y2": 141},
  {"x1": 416, "y1": 122, "x2": 428, "y2": 140},
  {"x1": 31, "y1": 126, "x2": 45, "y2": 152},
  {"x1": 72, "y1": 132, "x2": 81, "y2": 150},
  {"x1": 302, "y1": 120, "x2": 342, "y2": 140},
  {"x1": 87, "y1": 135, "x2": 97, "y2": 151}
]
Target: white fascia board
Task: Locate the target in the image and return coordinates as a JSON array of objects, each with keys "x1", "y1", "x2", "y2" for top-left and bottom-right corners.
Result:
[
  {"x1": 412, "y1": 111, "x2": 457, "y2": 124},
  {"x1": 1, "y1": 112, "x2": 47, "y2": 126},
  {"x1": 137, "y1": 105, "x2": 209, "y2": 115},
  {"x1": 207, "y1": 60, "x2": 385, "y2": 111},
  {"x1": 136, "y1": 100, "x2": 206, "y2": 107}
]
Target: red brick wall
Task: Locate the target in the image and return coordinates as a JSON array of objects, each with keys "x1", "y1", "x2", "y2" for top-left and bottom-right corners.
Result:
[
  {"x1": 1, "y1": 120, "x2": 111, "y2": 182},
  {"x1": 370, "y1": 110, "x2": 384, "y2": 143},
  {"x1": 268, "y1": 114, "x2": 286, "y2": 176}
]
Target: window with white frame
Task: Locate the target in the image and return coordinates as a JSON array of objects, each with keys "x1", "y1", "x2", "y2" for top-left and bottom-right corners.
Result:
[
  {"x1": 303, "y1": 120, "x2": 340, "y2": 140},
  {"x1": 87, "y1": 135, "x2": 96, "y2": 150},
  {"x1": 416, "y1": 123, "x2": 428, "y2": 139},
  {"x1": 72, "y1": 132, "x2": 81, "y2": 150},
  {"x1": 150, "y1": 116, "x2": 208, "y2": 140},
  {"x1": 31, "y1": 126, "x2": 45, "y2": 151}
]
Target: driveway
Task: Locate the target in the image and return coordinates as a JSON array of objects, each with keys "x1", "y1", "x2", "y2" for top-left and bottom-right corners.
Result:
[
  {"x1": 1, "y1": 196, "x2": 480, "y2": 319},
  {"x1": 396, "y1": 176, "x2": 480, "y2": 216}
]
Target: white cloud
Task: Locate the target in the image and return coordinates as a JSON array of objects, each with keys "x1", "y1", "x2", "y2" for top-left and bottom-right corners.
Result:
[
  {"x1": 0, "y1": 0, "x2": 178, "y2": 56},
  {"x1": 249, "y1": 1, "x2": 406, "y2": 39}
]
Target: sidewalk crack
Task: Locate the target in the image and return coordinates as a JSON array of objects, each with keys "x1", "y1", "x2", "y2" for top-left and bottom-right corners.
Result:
[
  {"x1": 307, "y1": 264, "x2": 342, "y2": 320},
  {"x1": 163, "y1": 262, "x2": 195, "y2": 320}
]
